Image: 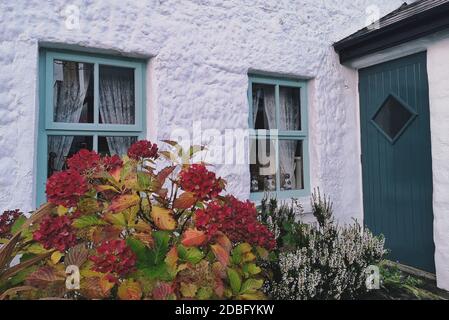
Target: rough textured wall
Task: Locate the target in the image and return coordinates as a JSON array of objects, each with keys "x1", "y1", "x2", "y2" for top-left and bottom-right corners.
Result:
[
  {"x1": 428, "y1": 38, "x2": 449, "y2": 290},
  {"x1": 0, "y1": 0, "x2": 403, "y2": 221}
]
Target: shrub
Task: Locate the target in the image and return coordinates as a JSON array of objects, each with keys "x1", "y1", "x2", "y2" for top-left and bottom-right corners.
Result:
[
  {"x1": 261, "y1": 190, "x2": 386, "y2": 300},
  {"x1": 0, "y1": 140, "x2": 274, "y2": 300}
]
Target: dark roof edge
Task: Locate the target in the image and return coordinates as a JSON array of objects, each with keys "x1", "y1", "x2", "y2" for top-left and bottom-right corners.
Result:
[{"x1": 334, "y1": 2, "x2": 449, "y2": 63}]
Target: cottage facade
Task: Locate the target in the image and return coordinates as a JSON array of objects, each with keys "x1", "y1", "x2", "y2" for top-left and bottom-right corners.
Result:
[{"x1": 1, "y1": 0, "x2": 448, "y2": 290}]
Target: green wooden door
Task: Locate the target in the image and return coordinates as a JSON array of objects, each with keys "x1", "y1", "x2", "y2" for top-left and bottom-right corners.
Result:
[{"x1": 359, "y1": 52, "x2": 435, "y2": 273}]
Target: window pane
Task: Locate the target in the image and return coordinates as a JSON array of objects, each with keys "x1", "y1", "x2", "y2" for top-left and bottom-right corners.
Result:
[
  {"x1": 53, "y1": 60, "x2": 94, "y2": 123},
  {"x1": 279, "y1": 86, "x2": 301, "y2": 131},
  {"x1": 279, "y1": 139, "x2": 303, "y2": 190},
  {"x1": 98, "y1": 136, "x2": 137, "y2": 156},
  {"x1": 99, "y1": 65, "x2": 135, "y2": 124},
  {"x1": 250, "y1": 138, "x2": 277, "y2": 192},
  {"x1": 47, "y1": 135, "x2": 93, "y2": 177},
  {"x1": 372, "y1": 95, "x2": 414, "y2": 140},
  {"x1": 252, "y1": 84, "x2": 276, "y2": 130}
]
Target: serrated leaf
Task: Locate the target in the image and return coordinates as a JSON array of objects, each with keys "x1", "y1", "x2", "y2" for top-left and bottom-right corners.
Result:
[
  {"x1": 108, "y1": 194, "x2": 140, "y2": 213},
  {"x1": 92, "y1": 225, "x2": 122, "y2": 244},
  {"x1": 152, "y1": 282, "x2": 173, "y2": 300},
  {"x1": 177, "y1": 245, "x2": 204, "y2": 264},
  {"x1": 211, "y1": 244, "x2": 229, "y2": 267},
  {"x1": 65, "y1": 244, "x2": 89, "y2": 267},
  {"x1": 72, "y1": 214, "x2": 107, "y2": 229},
  {"x1": 118, "y1": 280, "x2": 142, "y2": 300},
  {"x1": 240, "y1": 278, "x2": 263, "y2": 294},
  {"x1": 150, "y1": 206, "x2": 176, "y2": 230},
  {"x1": 137, "y1": 172, "x2": 152, "y2": 190},
  {"x1": 103, "y1": 212, "x2": 127, "y2": 227},
  {"x1": 173, "y1": 192, "x2": 197, "y2": 209},
  {"x1": 180, "y1": 282, "x2": 197, "y2": 298},
  {"x1": 181, "y1": 229, "x2": 207, "y2": 247},
  {"x1": 227, "y1": 268, "x2": 241, "y2": 294},
  {"x1": 25, "y1": 266, "x2": 65, "y2": 288}
]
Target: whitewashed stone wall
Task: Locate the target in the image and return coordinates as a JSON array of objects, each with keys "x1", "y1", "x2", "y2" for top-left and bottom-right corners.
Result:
[{"x1": 0, "y1": 0, "x2": 403, "y2": 223}]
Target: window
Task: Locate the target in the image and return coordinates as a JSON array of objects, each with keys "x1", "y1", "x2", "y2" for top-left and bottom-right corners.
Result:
[
  {"x1": 37, "y1": 49, "x2": 146, "y2": 205},
  {"x1": 248, "y1": 75, "x2": 310, "y2": 200}
]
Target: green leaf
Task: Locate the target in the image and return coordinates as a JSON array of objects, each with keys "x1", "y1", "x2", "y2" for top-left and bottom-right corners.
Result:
[
  {"x1": 240, "y1": 278, "x2": 263, "y2": 294},
  {"x1": 11, "y1": 215, "x2": 27, "y2": 234},
  {"x1": 140, "y1": 263, "x2": 173, "y2": 281},
  {"x1": 177, "y1": 245, "x2": 204, "y2": 264},
  {"x1": 227, "y1": 268, "x2": 241, "y2": 294},
  {"x1": 72, "y1": 215, "x2": 107, "y2": 228},
  {"x1": 196, "y1": 287, "x2": 213, "y2": 300},
  {"x1": 242, "y1": 263, "x2": 261, "y2": 277},
  {"x1": 137, "y1": 172, "x2": 152, "y2": 190},
  {"x1": 149, "y1": 231, "x2": 170, "y2": 266},
  {"x1": 126, "y1": 237, "x2": 152, "y2": 264}
]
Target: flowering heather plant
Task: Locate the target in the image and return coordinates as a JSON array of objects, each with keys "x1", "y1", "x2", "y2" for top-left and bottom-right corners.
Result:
[
  {"x1": 0, "y1": 139, "x2": 272, "y2": 300},
  {"x1": 261, "y1": 192, "x2": 386, "y2": 300}
]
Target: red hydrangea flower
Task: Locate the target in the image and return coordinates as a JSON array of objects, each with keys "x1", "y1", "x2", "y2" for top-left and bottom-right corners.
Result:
[
  {"x1": 33, "y1": 215, "x2": 77, "y2": 251},
  {"x1": 179, "y1": 164, "x2": 224, "y2": 201},
  {"x1": 0, "y1": 209, "x2": 22, "y2": 239},
  {"x1": 46, "y1": 169, "x2": 89, "y2": 207},
  {"x1": 67, "y1": 149, "x2": 102, "y2": 175},
  {"x1": 90, "y1": 240, "x2": 137, "y2": 277},
  {"x1": 127, "y1": 140, "x2": 159, "y2": 160},
  {"x1": 102, "y1": 154, "x2": 123, "y2": 172},
  {"x1": 195, "y1": 196, "x2": 276, "y2": 250}
]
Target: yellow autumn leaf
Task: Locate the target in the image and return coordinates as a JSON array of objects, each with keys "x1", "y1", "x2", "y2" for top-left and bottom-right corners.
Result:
[
  {"x1": 150, "y1": 206, "x2": 177, "y2": 230},
  {"x1": 180, "y1": 282, "x2": 197, "y2": 298},
  {"x1": 118, "y1": 280, "x2": 142, "y2": 300},
  {"x1": 51, "y1": 251, "x2": 63, "y2": 264},
  {"x1": 57, "y1": 205, "x2": 68, "y2": 216}
]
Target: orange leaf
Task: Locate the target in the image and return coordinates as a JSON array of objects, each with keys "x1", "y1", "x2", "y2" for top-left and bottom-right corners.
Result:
[
  {"x1": 215, "y1": 232, "x2": 232, "y2": 253},
  {"x1": 92, "y1": 225, "x2": 122, "y2": 244},
  {"x1": 134, "y1": 232, "x2": 154, "y2": 247},
  {"x1": 214, "y1": 276, "x2": 225, "y2": 298},
  {"x1": 108, "y1": 194, "x2": 140, "y2": 213},
  {"x1": 165, "y1": 246, "x2": 178, "y2": 269},
  {"x1": 150, "y1": 206, "x2": 177, "y2": 230},
  {"x1": 156, "y1": 166, "x2": 176, "y2": 185},
  {"x1": 211, "y1": 244, "x2": 229, "y2": 267},
  {"x1": 181, "y1": 229, "x2": 207, "y2": 247},
  {"x1": 173, "y1": 192, "x2": 197, "y2": 209},
  {"x1": 117, "y1": 280, "x2": 142, "y2": 300}
]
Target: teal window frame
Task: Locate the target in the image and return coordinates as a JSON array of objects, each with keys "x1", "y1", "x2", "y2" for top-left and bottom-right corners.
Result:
[
  {"x1": 248, "y1": 74, "x2": 310, "y2": 201},
  {"x1": 37, "y1": 48, "x2": 147, "y2": 206}
]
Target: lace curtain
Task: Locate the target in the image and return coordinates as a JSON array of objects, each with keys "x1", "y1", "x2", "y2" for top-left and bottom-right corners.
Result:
[
  {"x1": 99, "y1": 66, "x2": 135, "y2": 155},
  {"x1": 49, "y1": 62, "x2": 92, "y2": 171},
  {"x1": 279, "y1": 87, "x2": 300, "y2": 189}
]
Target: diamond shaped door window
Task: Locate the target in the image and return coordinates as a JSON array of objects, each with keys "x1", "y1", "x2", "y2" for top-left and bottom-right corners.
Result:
[{"x1": 372, "y1": 94, "x2": 416, "y2": 142}]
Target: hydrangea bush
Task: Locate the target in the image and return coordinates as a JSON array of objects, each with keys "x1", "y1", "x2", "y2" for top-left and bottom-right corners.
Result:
[
  {"x1": 0, "y1": 140, "x2": 274, "y2": 300},
  {"x1": 260, "y1": 191, "x2": 386, "y2": 300}
]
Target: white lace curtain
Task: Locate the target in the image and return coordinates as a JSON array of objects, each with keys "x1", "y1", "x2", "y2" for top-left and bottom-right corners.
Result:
[
  {"x1": 49, "y1": 62, "x2": 92, "y2": 171},
  {"x1": 253, "y1": 86, "x2": 299, "y2": 187},
  {"x1": 99, "y1": 66, "x2": 135, "y2": 155},
  {"x1": 279, "y1": 87, "x2": 300, "y2": 189}
]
